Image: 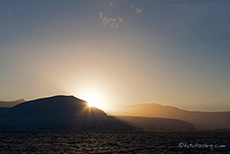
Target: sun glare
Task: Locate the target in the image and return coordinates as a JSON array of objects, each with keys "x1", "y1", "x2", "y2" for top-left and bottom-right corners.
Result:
[
  {"x1": 86, "y1": 94, "x2": 100, "y2": 108},
  {"x1": 77, "y1": 88, "x2": 105, "y2": 110}
]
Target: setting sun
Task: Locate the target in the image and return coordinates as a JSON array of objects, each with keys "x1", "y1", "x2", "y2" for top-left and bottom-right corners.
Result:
[
  {"x1": 86, "y1": 94, "x2": 101, "y2": 108},
  {"x1": 76, "y1": 88, "x2": 106, "y2": 110}
]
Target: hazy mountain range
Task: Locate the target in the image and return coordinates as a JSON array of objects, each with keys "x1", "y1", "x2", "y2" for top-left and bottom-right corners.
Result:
[
  {"x1": 111, "y1": 103, "x2": 230, "y2": 130},
  {"x1": 0, "y1": 96, "x2": 195, "y2": 131},
  {"x1": 0, "y1": 99, "x2": 25, "y2": 107}
]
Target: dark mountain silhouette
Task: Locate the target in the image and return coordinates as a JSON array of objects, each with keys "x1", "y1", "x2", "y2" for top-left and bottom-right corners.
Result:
[
  {"x1": 111, "y1": 103, "x2": 230, "y2": 130},
  {"x1": 0, "y1": 99, "x2": 25, "y2": 107},
  {"x1": 0, "y1": 96, "x2": 131, "y2": 130},
  {"x1": 0, "y1": 96, "x2": 195, "y2": 130},
  {"x1": 1, "y1": 96, "x2": 106, "y2": 118}
]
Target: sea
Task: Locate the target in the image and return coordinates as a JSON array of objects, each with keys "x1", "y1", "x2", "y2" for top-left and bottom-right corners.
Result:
[{"x1": 0, "y1": 131, "x2": 229, "y2": 154}]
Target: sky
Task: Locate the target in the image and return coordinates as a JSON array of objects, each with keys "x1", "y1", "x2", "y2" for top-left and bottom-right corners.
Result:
[{"x1": 0, "y1": 0, "x2": 229, "y2": 112}]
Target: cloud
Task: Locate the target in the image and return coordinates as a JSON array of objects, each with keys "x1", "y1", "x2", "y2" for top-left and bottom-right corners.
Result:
[
  {"x1": 130, "y1": 5, "x2": 142, "y2": 14},
  {"x1": 108, "y1": 0, "x2": 116, "y2": 7},
  {"x1": 98, "y1": 1, "x2": 141, "y2": 28},
  {"x1": 99, "y1": 11, "x2": 123, "y2": 28}
]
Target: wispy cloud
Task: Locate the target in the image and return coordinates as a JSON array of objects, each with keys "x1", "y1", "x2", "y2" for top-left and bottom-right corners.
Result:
[
  {"x1": 130, "y1": 5, "x2": 142, "y2": 14},
  {"x1": 99, "y1": 11, "x2": 123, "y2": 28},
  {"x1": 98, "y1": 1, "x2": 142, "y2": 28},
  {"x1": 108, "y1": 0, "x2": 116, "y2": 7}
]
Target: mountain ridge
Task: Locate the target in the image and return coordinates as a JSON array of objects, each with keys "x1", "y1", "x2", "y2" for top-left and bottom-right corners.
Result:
[
  {"x1": 0, "y1": 99, "x2": 25, "y2": 108},
  {"x1": 111, "y1": 103, "x2": 230, "y2": 129},
  {"x1": 0, "y1": 95, "x2": 196, "y2": 131}
]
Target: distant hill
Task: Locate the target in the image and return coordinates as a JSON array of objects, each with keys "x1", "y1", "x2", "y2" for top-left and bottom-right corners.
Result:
[
  {"x1": 0, "y1": 99, "x2": 25, "y2": 107},
  {"x1": 110, "y1": 103, "x2": 230, "y2": 130},
  {"x1": 0, "y1": 96, "x2": 196, "y2": 131},
  {"x1": 116, "y1": 116, "x2": 196, "y2": 131}
]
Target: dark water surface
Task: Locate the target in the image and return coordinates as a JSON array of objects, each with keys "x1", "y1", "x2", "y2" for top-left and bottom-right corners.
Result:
[{"x1": 0, "y1": 131, "x2": 229, "y2": 154}]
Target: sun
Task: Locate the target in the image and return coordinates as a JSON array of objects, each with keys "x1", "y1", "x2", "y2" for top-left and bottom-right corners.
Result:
[
  {"x1": 77, "y1": 88, "x2": 105, "y2": 110},
  {"x1": 86, "y1": 94, "x2": 100, "y2": 108}
]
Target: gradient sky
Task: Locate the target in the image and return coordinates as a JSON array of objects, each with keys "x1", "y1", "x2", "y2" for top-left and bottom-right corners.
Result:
[{"x1": 0, "y1": 0, "x2": 229, "y2": 111}]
